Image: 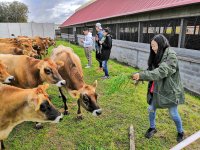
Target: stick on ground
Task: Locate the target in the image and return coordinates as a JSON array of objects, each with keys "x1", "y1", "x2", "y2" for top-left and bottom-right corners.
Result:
[{"x1": 129, "y1": 125, "x2": 135, "y2": 150}]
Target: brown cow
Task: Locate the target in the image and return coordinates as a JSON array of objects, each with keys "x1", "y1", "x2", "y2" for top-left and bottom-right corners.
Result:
[
  {"x1": 0, "y1": 38, "x2": 38, "y2": 58},
  {"x1": 32, "y1": 36, "x2": 48, "y2": 58},
  {"x1": 0, "y1": 43, "x2": 24, "y2": 55},
  {"x1": 0, "y1": 84, "x2": 63, "y2": 149},
  {"x1": 0, "y1": 60, "x2": 14, "y2": 83},
  {"x1": 51, "y1": 45, "x2": 102, "y2": 119},
  {"x1": 0, "y1": 54, "x2": 66, "y2": 88}
]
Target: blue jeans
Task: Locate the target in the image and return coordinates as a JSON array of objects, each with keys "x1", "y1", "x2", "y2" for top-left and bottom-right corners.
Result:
[
  {"x1": 102, "y1": 60, "x2": 109, "y2": 76},
  {"x1": 148, "y1": 102, "x2": 183, "y2": 133}
]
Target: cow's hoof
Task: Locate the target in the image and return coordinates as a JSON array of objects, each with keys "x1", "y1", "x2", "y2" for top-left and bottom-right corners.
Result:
[
  {"x1": 34, "y1": 123, "x2": 43, "y2": 130},
  {"x1": 64, "y1": 111, "x2": 69, "y2": 115},
  {"x1": 77, "y1": 115, "x2": 83, "y2": 120}
]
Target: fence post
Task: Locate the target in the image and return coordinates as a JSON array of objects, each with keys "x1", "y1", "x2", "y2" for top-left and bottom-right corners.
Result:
[{"x1": 170, "y1": 130, "x2": 200, "y2": 150}]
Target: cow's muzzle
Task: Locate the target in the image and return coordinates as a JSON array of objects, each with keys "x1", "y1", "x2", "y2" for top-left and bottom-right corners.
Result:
[
  {"x1": 92, "y1": 109, "x2": 102, "y2": 116},
  {"x1": 4, "y1": 76, "x2": 15, "y2": 83},
  {"x1": 52, "y1": 113, "x2": 63, "y2": 123},
  {"x1": 56, "y1": 80, "x2": 66, "y2": 87}
]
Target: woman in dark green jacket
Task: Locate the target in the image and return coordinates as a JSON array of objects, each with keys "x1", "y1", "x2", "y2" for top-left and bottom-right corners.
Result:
[{"x1": 133, "y1": 34, "x2": 185, "y2": 143}]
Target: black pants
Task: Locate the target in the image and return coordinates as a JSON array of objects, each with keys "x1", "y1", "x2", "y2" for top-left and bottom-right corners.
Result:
[
  {"x1": 99, "y1": 61, "x2": 102, "y2": 68},
  {"x1": 96, "y1": 51, "x2": 102, "y2": 68}
]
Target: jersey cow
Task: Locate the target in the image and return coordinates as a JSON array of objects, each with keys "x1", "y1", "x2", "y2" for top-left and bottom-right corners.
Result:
[
  {"x1": 0, "y1": 54, "x2": 66, "y2": 88},
  {"x1": 0, "y1": 38, "x2": 38, "y2": 58},
  {"x1": 51, "y1": 45, "x2": 102, "y2": 119},
  {"x1": 0, "y1": 84, "x2": 63, "y2": 149}
]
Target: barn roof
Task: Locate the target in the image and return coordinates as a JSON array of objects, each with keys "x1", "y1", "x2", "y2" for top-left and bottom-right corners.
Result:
[{"x1": 61, "y1": 0, "x2": 200, "y2": 27}]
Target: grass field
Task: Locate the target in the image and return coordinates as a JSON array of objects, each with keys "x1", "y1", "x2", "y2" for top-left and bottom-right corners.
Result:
[{"x1": 5, "y1": 40, "x2": 200, "y2": 150}]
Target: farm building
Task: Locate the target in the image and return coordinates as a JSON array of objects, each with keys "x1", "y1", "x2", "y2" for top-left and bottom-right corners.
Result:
[{"x1": 60, "y1": 0, "x2": 200, "y2": 95}]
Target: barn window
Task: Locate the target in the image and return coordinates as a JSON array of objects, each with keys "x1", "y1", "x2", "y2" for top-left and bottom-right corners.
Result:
[
  {"x1": 184, "y1": 16, "x2": 200, "y2": 50},
  {"x1": 186, "y1": 26, "x2": 195, "y2": 35}
]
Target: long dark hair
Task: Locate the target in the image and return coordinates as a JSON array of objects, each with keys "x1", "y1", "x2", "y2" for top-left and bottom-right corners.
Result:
[{"x1": 148, "y1": 34, "x2": 170, "y2": 70}]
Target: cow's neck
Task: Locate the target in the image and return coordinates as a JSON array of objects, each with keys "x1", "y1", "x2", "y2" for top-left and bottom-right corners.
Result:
[
  {"x1": 0, "y1": 93, "x2": 28, "y2": 133},
  {"x1": 28, "y1": 59, "x2": 43, "y2": 87}
]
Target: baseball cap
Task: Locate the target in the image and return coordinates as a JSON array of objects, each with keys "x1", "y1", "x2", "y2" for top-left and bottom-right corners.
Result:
[{"x1": 96, "y1": 23, "x2": 102, "y2": 29}]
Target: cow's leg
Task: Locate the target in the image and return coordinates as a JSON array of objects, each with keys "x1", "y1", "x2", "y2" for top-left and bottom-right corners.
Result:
[
  {"x1": 77, "y1": 99, "x2": 83, "y2": 120},
  {"x1": 1, "y1": 140, "x2": 5, "y2": 149},
  {"x1": 58, "y1": 87, "x2": 69, "y2": 115},
  {"x1": 34, "y1": 122, "x2": 43, "y2": 130}
]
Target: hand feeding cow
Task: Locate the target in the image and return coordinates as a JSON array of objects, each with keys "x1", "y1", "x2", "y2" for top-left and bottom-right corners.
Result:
[
  {"x1": 51, "y1": 45, "x2": 102, "y2": 119},
  {"x1": 0, "y1": 84, "x2": 63, "y2": 149}
]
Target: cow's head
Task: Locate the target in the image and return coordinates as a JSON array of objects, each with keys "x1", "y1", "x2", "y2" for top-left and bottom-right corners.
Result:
[
  {"x1": 32, "y1": 41, "x2": 41, "y2": 50},
  {"x1": 23, "y1": 49, "x2": 39, "y2": 58},
  {"x1": 0, "y1": 60, "x2": 15, "y2": 83},
  {"x1": 38, "y1": 58, "x2": 66, "y2": 87},
  {"x1": 28, "y1": 84, "x2": 63, "y2": 123},
  {"x1": 42, "y1": 39, "x2": 49, "y2": 50},
  {"x1": 47, "y1": 37, "x2": 56, "y2": 47},
  {"x1": 14, "y1": 47, "x2": 23, "y2": 55},
  {"x1": 17, "y1": 38, "x2": 35, "y2": 53},
  {"x1": 70, "y1": 80, "x2": 102, "y2": 116}
]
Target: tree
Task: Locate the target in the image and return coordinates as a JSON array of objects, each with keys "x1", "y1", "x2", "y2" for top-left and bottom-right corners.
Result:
[{"x1": 0, "y1": 1, "x2": 28, "y2": 22}]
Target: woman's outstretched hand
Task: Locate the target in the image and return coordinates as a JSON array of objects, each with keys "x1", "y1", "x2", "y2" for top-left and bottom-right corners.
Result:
[{"x1": 132, "y1": 73, "x2": 140, "y2": 80}]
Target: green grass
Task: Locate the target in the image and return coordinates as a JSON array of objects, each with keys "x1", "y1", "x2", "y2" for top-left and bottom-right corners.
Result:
[{"x1": 5, "y1": 40, "x2": 200, "y2": 150}]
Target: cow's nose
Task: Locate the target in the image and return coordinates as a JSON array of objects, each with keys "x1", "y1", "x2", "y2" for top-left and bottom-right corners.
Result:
[
  {"x1": 59, "y1": 117, "x2": 63, "y2": 122},
  {"x1": 61, "y1": 80, "x2": 66, "y2": 86},
  {"x1": 8, "y1": 76, "x2": 15, "y2": 81},
  {"x1": 92, "y1": 109, "x2": 102, "y2": 116},
  {"x1": 96, "y1": 111, "x2": 102, "y2": 116}
]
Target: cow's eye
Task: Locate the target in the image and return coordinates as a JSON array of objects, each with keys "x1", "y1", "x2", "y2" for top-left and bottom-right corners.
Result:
[
  {"x1": 40, "y1": 103, "x2": 47, "y2": 112},
  {"x1": 40, "y1": 100, "x2": 51, "y2": 112},
  {"x1": 44, "y1": 68, "x2": 51, "y2": 75},
  {"x1": 83, "y1": 95, "x2": 90, "y2": 105}
]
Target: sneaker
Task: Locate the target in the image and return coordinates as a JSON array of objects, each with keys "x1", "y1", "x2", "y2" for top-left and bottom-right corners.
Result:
[
  {"x1": 177, "y1": 132, "x2": 184, "y2": 143},
  {"x1": 145, "y1": 128, "x2": 157, "y2": 139},
  {"x1": 101, "y1": 76, "x2": 109, "y2": 79},
  {"x1": 85, "y1": 65, "x2": 91, "y2": 68}
]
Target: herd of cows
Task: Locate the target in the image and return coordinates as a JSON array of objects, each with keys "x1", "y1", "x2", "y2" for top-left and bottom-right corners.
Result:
[{"x1": 0, "y1": 36, "x2": 102, "y2": 149}]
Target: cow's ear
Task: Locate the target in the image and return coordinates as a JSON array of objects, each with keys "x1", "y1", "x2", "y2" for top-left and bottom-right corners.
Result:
[
  {"x1": 56, "y1": 61, "x2": 64, "y2": 69},
  {"x1": 93, "y1": 80, "x2": 98, "y2": 89},
  {"x1": 33, "y1": 98, "x2": 40, "y2": 111},
  {"x1": 37, "y1": 84, "x2": 49, "y2": 92},
  {"x1": 37, "y1": 60, "x2": 44, "y2": 69},
  {"x1": 69, "y1": 90, "x2": 80, "y2": 99}
]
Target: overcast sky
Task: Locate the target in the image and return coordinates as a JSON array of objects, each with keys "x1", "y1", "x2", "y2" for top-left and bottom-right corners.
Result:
[{"x1": 0, "y1": 0, "x2": 90, "y2": 24}]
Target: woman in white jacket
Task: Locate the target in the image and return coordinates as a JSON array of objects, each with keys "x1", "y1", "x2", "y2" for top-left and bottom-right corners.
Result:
[{"x1": 81, "y1": 27, "x2": 93, "y2": 68}]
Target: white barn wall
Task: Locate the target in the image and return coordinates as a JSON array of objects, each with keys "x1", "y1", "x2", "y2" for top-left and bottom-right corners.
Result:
[
  {"x1": 0, "y1": 23, "x2": 10, "y2": 38},
  {"x1": 31, "y1": 23, "x2": 44, "y2": 37},
  {"x1": 19, "y1": 23, "x2": 33, "y2": 37},
  {"x1": 8, "y1": 23, "x2": 21, "y2": 37},
  {"x1": 0, "y1": 23, "x2": 55, "y2": 38}
]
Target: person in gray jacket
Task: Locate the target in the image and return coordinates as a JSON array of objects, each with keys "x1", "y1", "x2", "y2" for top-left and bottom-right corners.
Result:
[{"x1": 81, "y1": 27, "x2": 93, "y2": 68}]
